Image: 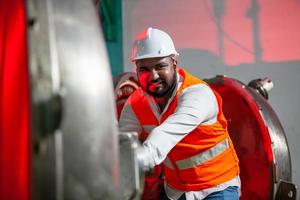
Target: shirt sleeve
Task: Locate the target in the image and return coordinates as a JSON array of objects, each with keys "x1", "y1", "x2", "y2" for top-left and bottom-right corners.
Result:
[{"x1": 143, "y1": 84, "x2": 219, "y2": 166}]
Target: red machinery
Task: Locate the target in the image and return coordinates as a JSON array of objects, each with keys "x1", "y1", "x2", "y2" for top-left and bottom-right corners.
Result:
[
  {"x1": 207, "y1": 76, "x2": 296, "y2": 200},
  {"x1": 0, "y1": 0, "x2": 30, "y2": 199}
]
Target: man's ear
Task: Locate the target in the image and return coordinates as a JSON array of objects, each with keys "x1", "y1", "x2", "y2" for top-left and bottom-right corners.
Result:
[
  {"x1": 173, "y1": 59, "x2": 177, "y2": 66},
  {"x1": 171, "y1": 55, "x2": 178, "y2": 67}
]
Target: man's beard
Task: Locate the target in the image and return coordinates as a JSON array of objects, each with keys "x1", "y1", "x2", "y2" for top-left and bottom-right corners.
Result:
[{"x1": 147, "y1": 73, "x2": 177, "y2": 98}]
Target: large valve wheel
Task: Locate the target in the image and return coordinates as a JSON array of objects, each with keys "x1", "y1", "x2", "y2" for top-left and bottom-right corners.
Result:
[{"x1": 27, "y1": 0, "x2": 122, "y2": 199}]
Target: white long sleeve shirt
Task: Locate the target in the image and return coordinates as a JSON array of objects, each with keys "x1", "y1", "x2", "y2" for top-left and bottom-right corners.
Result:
[{"x1": 119, "y1": 73, "x2": 240, "y2": 200}]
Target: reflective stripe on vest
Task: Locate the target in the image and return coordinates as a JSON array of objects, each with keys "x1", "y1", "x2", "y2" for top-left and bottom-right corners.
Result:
[
  {"x1": 142, "y1": 125, "x2": 156, "y2": 133},
  {"x1": 165, "y1": 139, "x2": 229, "y2": 170},
  {"x1": 164, "y1": 157, "x2": 175, "y2": 169}
]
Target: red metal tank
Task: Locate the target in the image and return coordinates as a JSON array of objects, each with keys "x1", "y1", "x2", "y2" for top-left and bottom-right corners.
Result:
[{"x1": 206, "y1": 75, "x2": 296, "y2": 200}]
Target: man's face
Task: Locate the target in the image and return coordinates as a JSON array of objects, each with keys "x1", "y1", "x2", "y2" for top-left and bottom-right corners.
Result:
[{"x1": 135, "y1": 56, "x2": 177, "y2": 98}]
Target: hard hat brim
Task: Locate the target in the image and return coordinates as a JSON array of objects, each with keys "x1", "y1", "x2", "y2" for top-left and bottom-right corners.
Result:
[{"x1": 131, "y1": 52, "x2": 179, "y2": 62}]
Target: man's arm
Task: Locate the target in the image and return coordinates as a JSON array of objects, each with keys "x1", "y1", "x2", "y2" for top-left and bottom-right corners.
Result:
[{"x1": 143, "y1": 84, "x2": 219, "y2": 166}]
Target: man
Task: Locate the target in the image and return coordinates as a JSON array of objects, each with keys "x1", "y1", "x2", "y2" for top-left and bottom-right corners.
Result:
[{"x1": 119, "y1": 27, "x2": 240, "y2": 200}]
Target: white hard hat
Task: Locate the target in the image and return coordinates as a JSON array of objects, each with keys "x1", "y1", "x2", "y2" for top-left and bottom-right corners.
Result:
[{"x1": 130, "y1": 27, "x2": 179, "y2": 61}]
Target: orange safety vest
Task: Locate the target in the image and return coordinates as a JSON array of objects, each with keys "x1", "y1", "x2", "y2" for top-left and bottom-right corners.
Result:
[{"x1": 127, "y1": 68, "x2": 239, "y2": 191}]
